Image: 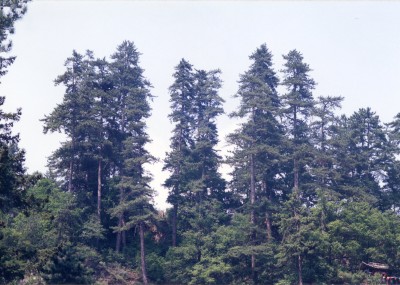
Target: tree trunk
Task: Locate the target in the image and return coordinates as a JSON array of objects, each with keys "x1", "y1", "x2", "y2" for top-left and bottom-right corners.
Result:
[
  {"x1": 172, "y1": 204, "x2": 177, "y2": 247},
  {"x1": 68, "y1": 160, "x2": 73, "y2": 193},
  {"x1": 265, "y1": 212, "x2": 272, "y2": 241},
  {"x1": 116, "y1": 217, "x2": 121, "y2": 252},
  {"x1": 116, "y1": 96, "x2": 126, "y2": 253},
  {"x1": 298, "y1": 254, "x2": 303, "y2": 285},
  {"x1": 116, "y1": 188, "x2": 124, "y2": 252},
  {"x1": 251, "y1": 254, "x2": 256, "y2": 281},
  {"x1": 97, "y1": 159, "x2": 102, "y2": 222},
  {"x1": 263, "y1": 180, "x2": 272, "y2": 241},
  {"x1": 293, "y1": 105, "x2": 303, "y2": 285},
  {"x1": 115, "y1": 216, "x2": 127, "y2": 252},
  {"x1": 293, "y1": 104, "x2": 298, "y2": 194},
  {"x1": 139, "y1": 222, "x2": 148, "y2": 285},
  {"x1": 250, "y1": 153, "x2": 255, "y2": 223},
  {"x1": 122, "y1": 218, "x2": 127, "y2": 248},
  {"x1": 294, "y1": 158, "x2": 299, "y2": 196},
  {"x1": 294, "y1": 157, "x2": 302, "y2": 285},
  {"x1": 250, "y1": 153, "x2": 256, "y2": 280},
  {"x1": 171, "y1": 120, "x2": 184, "y2": 247}
]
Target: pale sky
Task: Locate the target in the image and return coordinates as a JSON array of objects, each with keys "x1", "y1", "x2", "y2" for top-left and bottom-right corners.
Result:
[{"x1": 0, "y1": 0, "x2": 399, "y2": 209}]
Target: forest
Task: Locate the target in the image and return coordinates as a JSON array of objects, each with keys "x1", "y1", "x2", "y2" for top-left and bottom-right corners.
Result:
[{"x1": 1, "y1": 1, "x2": 400, "y2": 285}]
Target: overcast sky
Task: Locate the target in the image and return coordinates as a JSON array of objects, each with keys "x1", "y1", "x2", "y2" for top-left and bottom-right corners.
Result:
[{"x1": 0, "y1": 0, "x2": 399, "y2": 209}]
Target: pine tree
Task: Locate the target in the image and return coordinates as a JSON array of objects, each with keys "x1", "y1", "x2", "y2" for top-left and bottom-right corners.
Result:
[
  {"x1": 164, "y1": 59, "x2": 196, "y2": 247},
  {"x1": 334, "y1": 108, "x2": 391, "y2": 208},
  {"x1": 44, "y1": 51, "x2": 117, "y2": 242},
  {"x1": 0, "y1": 97, "x2": 25, "y2": 212},
  {"x1": 386, "y1": 113, "x2": 400, "y2": 211},
  {"x1": 280, "y1": 49, "x2": 315, "y2": 285},
  {"x1": 227, "y1": 44, "x2": 282, "y2": 281},
  {"x1": 309, "y1": 96, "x2": 343, "y2": 203},
  {"x1": 0, "y1": 2, "x2": 30, "y2": 282},
  {"x1": 108, "y1": 41, "x2": 155, "y2": 285},
  {"x1": 0, "y1": 0, "x2": 30, "y2": 79},
  {"x1": 0, "y1": 0, "x2": 30, "y2": 213},
  {"x1": 43, "y1": 50, "x2": 91, "y2": 194},
  {"x1": 86, "y1": 57, "x2": 114, "y2": 223},
  {"x1": 191, "y1": 69, "x2": 225, "y2": 204}
]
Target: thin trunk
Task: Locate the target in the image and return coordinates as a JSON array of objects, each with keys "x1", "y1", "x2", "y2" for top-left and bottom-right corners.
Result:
[
  {"x1": 68, "y1": 135, "x2": 75, "y2": 193},
  {"x1": 298, "y1": 255, "x2": 303, "y2": 285},
  {"x1": 98, "y1": 92, "x2": 104, "y2": 222},
  {"x1": 265, "y1": 212, "x2": 272, "y2": 242},
  {"x1": 172, "y1": 204, "x2": 177, "y2": 247},
  {"x1": 122, "y1": 218, "x2": 127, "y2": 248},
  {"x1": 116, "y1": 216, "x2": 127, "y2": 252},
  {"x1": 68, "y1": 160, "x2": 73, "y2": 193},
  {"x1": 249, "y1": 107, "x2": 257, "y2": 280},
  {"x1": 293, "y1": 106, "x2": 299, "y2": 196},
  {"x1": 116, "y1": 88, "x2": 126, "y2": 253},
  {"x1": 293, "y1": 104, "x2": 303, "y2": 285},
  {"x1": 139, "y1": 222, "x2": 148, "y2": 285},
  {"x1": 251, "y1": 254, "x2": 256, "y2": 281},
  {"x1": 97, "y1": 159, "x2": 102, "y2": 222},
  {"x1": 116, "y1": 218, "x2": 121, "y2": 252},
  {"x1": 263, "y1": 180, "x2": 272, "y2": 241},
  {"x1": 294, "y1": 150, "x2": 302, "y2": 285},
  {"x1": 116, "y1": 189, "x2": 124, "y2": 252},
  {"x1": 320, "y1": 206, "x2": 326, "y2": 231},
  {"x1": 250, "y1": 153, "x2": 255, "y2": 222},
  {"x1": 250, "y1": 153, "x2": 256, "y2": 279},
  {"x1": 294, "y1": 158, "x2": 299, "y2": 195},
  {"x1": 172, "y1": 123, "x2": 183, "y2": 247}
]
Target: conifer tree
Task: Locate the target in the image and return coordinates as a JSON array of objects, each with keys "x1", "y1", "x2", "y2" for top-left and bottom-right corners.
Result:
[
  {"x1": 386, "y1": 113, "x2": 400, "y2": 211},
  {"x1": 309, "y1": 96, "x2": 343, "y2": 203},
  {"x1": 0, "y1": 2, "x2": 30, "y2": 281},
  {"x1": 191, "y1": 69, "x2": 225, "y2": 204},
  {"x1": 280, "y1": 49, "x2": 315, "y2": 285},
  {"x1": 335, "y1": 108, "x2": 391, "y2": 208},
  {"x1": 87, "y1": 57, "x2": 114, "y2": 223},
  {"x1": 227, "y1": 44, "x2": 282, "y2": 281},
  {"x1": 108, "y1": 41, "x2": 155, "y2": 285},
  {"x1": 0, "y1": 97, "x2": 25, "y2": 212},
  {"x1": 0, "y1": 0, "x2": 30, "y2": 79},
  {"x1": 181, "y1": 69, "x2": 227, "y2": 267},
  {"x1": 164, "y1": 59, "x2": 196, "y2": 247},
  {"x1": 43, "y1": 50, "x2": 91, "y2": 194},
  {"x1": 44, "y1": 51, "x2": 116, "y2": 239}
]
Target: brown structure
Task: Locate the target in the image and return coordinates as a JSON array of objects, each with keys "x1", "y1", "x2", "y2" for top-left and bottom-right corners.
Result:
[
  {"x1": 361, "y1": 261, "x2": 389, "y2": 275},
  {"x1": 361, "y1": 262, "x2": 400, "y2": 285}
]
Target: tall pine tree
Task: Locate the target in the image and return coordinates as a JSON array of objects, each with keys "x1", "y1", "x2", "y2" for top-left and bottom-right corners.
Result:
[
  {"x1": 279, "y1": 49, "x2": 315, "y2": 285},
  {"x1": 227, "y1": 44, "x2": 283, "y2": 282},
  {"x1": 108, "y1": 41, "x2": 155, "y2": 285},
  {"x1": 164, "y1": 59, "x2": 196, "y2": 247}
]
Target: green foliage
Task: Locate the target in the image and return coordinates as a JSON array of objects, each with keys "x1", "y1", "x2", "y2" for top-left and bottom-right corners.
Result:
[
  {"x1": 0, "y1": 4, "x2": 30, "y2": 281},
  {"x1": 0, "y1": 178, "x2": 80, "y2": 283},
  {"x1": 163, "y1": 245, "x2": 198, "y2": 284},
  {"x1": 3, "y1": 33, "x2": 400, "y2": 285},
  {"x1": 328, "y1": 202, "x2": 400, "y2": 271},
  {"x1": 0, "y1": 0, "x2": 30, "y2": 79},
  {"x1": 80, "y1": 214, "x2": 106, "y2": 242},
  {"x1": 145, "y1": 252, "x2": 165, "y2": 283},
  {"x1": 189, "y1": 256, "x2": 232, "y2": 285},
  {"x1": 42, "y1": 243, "x2": 93, "y2": 284}
]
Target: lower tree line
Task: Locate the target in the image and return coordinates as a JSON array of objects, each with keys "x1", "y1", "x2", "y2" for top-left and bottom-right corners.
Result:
[{"x1": 1, "y1": 41, "x2": 400, "y2": 285}]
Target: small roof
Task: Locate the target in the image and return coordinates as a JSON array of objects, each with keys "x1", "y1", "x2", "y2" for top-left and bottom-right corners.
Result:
[{"x1": 361, "y1": 262, "x2": 389, "y2": 271}]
